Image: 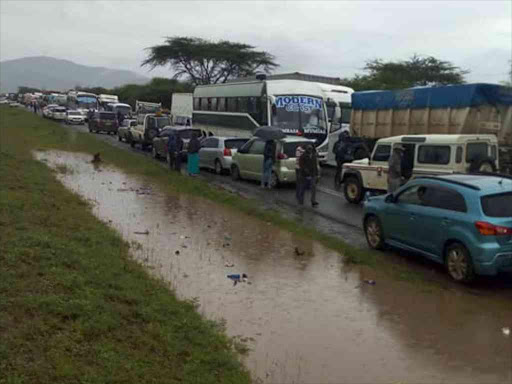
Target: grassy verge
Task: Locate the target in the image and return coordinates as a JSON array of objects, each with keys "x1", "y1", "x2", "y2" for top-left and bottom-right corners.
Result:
[{"x1": 0, "y1": 107, "x2": 251, "y2": 383}]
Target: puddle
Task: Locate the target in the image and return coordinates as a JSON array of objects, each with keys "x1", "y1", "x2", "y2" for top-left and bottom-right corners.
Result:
[{"x1": 35, "y1": 150, "x2": 512, "y2": 384}]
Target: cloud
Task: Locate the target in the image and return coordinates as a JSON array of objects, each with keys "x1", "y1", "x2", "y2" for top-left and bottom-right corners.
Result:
[{"x1": 1, "y1": 0, "x2": 510, "y2": 84}]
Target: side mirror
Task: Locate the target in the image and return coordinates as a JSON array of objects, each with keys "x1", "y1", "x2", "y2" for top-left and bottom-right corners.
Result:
[
  {"x1": 334, "y1": 106, "x2": 342, "y2": 123},
  {"x1": 385, "y1": 194, "x2": 395, "y2": 203}
]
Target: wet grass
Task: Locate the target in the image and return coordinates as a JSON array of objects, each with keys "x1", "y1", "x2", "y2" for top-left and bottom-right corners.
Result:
[{"x1": 0, "y1": 107, "x2": 251, "y2": 383}]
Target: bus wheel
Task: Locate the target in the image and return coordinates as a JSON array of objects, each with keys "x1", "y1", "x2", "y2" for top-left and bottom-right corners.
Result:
[{"x1": 343, "y1": 176, "x2": 364, "y2": 204}]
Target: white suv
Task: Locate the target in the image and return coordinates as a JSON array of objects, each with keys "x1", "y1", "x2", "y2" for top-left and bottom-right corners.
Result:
[{"x1": 341, "y1": 134, "x2": 499, "y2": 203}]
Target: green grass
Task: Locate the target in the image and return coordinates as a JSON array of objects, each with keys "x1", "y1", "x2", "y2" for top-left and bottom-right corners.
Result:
[{"x1": 0, "y1": 107, "x2": 251, "y2": 383}]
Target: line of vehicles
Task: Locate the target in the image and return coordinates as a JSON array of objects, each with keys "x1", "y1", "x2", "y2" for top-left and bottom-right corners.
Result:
[{"x1": 6, "y1": 77, "x2": 512, "y2": 283}]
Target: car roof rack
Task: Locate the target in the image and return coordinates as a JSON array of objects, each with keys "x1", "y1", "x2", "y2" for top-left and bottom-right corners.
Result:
[{"x1": 415, "y1": 176, "x2": 481, "y2": 190}]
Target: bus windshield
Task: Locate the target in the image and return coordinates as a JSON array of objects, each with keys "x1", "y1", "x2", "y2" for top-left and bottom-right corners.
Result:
[
  {"x1": 77, "y1": 96, "x2": 98, "y2": 109},
  {"x1": 272, "y1": 95, "x2": 327, "y2": 144}
]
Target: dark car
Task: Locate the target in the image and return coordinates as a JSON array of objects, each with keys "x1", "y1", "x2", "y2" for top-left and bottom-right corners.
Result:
[{"x1": 88, "y1": 112, "x2": 119, "y2": 134}]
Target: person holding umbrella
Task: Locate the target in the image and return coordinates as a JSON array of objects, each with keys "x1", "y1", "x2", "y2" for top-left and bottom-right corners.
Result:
[
  {"x1": 253, "y1": 126, "x2": 285, "y2": 189},
  {"x1": 261, "y1": 139, "x2": 276, "y2": 188}
]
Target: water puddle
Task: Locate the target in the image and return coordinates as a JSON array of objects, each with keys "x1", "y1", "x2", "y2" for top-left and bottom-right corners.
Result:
[{"x1": 35, "y1": 150, "x2": 512, "y2": 384}]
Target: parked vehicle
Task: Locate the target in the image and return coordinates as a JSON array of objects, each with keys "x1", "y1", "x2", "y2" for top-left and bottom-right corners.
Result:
[
  {"x1": 130, "y1": 113, "x2": 172, "y2": 149},
  {"x1": 43, "y1": 104, "x2": 59, "y2": 118},
  {"x1": 363, "y1": 174, "x2": 512, "y2": 282},
  {"x1": 341, "y1": 134, "x2": 500, "y2": 204},
  {"x1": 231, "y1": 136, "x2": 319, "y2": 187},
  {"x1": 66, "y1": 110, "x2": 85, "y2": 124},
  {"x1": 135, "y1": 101, "x2": 161, "y2": 115},
  {"x1": 152, "y1": 127, "x2": 206, "y2": 159},
  {"x1": 199, "y1": 137, "x2": 250, "y2": 174},
  {"x1": 51, "y1": 107, "x2": 67, "y2": 121},
  {"x1": 171, "y1": 93, "x2": 192, "y2": 123},
  {"x1": 88, "y1": 111, "x2": 119, "y2": 134},
  {"x1": 98, "y1": 94, "x2": 119, "y2": 110},
  {"x1": 349, "y1": 84, "x2": 512, "y2": 174},
  {"x1": 117, "y1": 119, "x2": 137, "y2": 142},
  {"x1": 173, "y1": 115, "x2": 192, "y2": 127}
]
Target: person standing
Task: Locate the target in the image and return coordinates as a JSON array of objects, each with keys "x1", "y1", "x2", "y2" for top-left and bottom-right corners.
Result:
[
  {"x1": 261, "y1": 139, "x2": 276, "y2": 189},
  {"x1": 298, "y1": 145, "x2": 319, "y2": 207},
  {"x1": 387, "y1": 144, "x2": 404, "y2": 193},
  {"x1": 334, "y1": 131, "x2": 350, "y2": 181},
  {"x1": 295, "y1": 144, "x2": 305, "y2": 202},
  {"x1": 167, "y1": 132, "x2": 178, "y2": 171},
  {"x1": 175, "y1": 134, "x2": 184, "y2": 172},
  {"x1": 187, "y1": 133, "x2": 201, "y2": 176}
]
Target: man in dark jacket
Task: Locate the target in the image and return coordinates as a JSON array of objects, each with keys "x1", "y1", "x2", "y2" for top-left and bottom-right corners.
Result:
[
  {"x1": 298, "y1": 145, "x2": 319, "y2": 207},
  {"x1": 175, "y1": 134, "x2": 184, "y2": 172},
  {"x1": 333, "y1": 131, "x2": 350, "y2": 181},
  {"x1": 261, "y1": 140, "x2": 276, "y2": 189}
]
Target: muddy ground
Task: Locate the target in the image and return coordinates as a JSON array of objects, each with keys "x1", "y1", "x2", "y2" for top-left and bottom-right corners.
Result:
[{"x1": 36, "y1": 150, "x2": 512, "y2": 384}]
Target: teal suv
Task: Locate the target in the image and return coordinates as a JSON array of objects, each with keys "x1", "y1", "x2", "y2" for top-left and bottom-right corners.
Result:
[{"x1": 363, "y1": 174, "x2": 512, "y2": 282}]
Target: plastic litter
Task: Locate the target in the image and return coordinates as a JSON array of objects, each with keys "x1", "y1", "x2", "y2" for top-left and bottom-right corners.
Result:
[
  {"x1": 503, "y1": 327, "x2": 510, "y2": 336},
  {"x1": 134, "y1": 230, "x2": 149, "y2": 235},
  {"x1": 225, "y1": 262, "x2": 235, "y2": 267},
  {"x1": 364, "y1": 279, "x2": 376, "y2": 285},
  {"x1": 227, "y1": 273, "x2": 248, "y2": 286}
]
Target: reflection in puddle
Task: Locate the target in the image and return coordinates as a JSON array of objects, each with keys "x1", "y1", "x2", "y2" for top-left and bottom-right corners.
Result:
[{"x1": 35, "y1": 150, "x2": 512, "y2": 384}]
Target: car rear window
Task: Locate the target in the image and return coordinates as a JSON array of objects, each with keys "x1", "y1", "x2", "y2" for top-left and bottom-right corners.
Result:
[
  {"x1": 100, "y1": 112, "x2": 116, "y2": 120},
  {"x1": 283, "y1": 142, "x2": 313, "y2": 158},
  {"x1": 179, "y1": 129, "x2": 202, "y2": 139},
  {"x1": 481, "y1": 192, "x2": 512, "y2": 217},
  {"x1": 225, "y1": 139, "x2": 248, "y2": 149}
]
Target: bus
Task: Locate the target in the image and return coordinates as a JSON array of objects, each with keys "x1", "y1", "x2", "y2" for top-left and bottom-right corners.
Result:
[
  {"x1": 317, "y1": 84, "x2": 354, "y2": 166},
  {"x1": 193, "y1": 79, "x2": 331, "y2": 161},
  {"x1": 67, "y1": 91, "x2": 99, "y2": 116},
  {"x1": 98, "y1": 94, "x2": 119, "y2": 110}
]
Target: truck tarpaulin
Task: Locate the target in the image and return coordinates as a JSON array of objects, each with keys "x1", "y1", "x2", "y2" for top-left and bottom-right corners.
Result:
[{"x1": 353, "y1": 83, "x2": 512, "y2": 110}]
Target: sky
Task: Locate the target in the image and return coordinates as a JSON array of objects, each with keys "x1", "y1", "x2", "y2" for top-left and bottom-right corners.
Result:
[{"x1": 1, "y1": 0, "x2": 511, "y2": 84}]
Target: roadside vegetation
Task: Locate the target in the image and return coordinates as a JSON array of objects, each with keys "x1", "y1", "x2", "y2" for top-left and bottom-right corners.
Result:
[{"x1": 0, "y1": 107, "x2": 251, "y2": 383}]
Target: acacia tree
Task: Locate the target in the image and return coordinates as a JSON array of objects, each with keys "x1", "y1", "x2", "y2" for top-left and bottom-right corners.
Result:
[
  {"x1": 341, "y1": 55, "x2": 469, "y2": 91},
  {"x1": 142, "y1": 37, "x2": 279, "y2": 85}
]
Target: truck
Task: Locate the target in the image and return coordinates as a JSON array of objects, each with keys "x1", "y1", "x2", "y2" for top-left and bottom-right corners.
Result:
[
  {"x1": 135, "y1": 100, "x2": 161, "y2": 115},
  {"x1": 98, "y1": 94, "x2": 119, "y2": 109},
  {"x1": 128, "y1": 112, "x2": 172, "y2": 150},
  {"x1": 170, "y1": 93, "x2": 193, "y2": 124},
  {"x1": 348, "y1": 83, "x2": 512, "y2": 174}
]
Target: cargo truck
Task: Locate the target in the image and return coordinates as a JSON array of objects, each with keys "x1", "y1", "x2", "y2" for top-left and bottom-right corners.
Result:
[
  {"x1": 348, "y1": 83, "x2": 512, "y2": 174},
  {"x1": 170, "y1": 93, "x2": 193, "y2": 124}
]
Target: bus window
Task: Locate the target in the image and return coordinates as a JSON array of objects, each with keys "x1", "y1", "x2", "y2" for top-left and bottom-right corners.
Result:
[
  {"x1": 238, "y1": 97, "x2": 248, "y2": 113},
  {"x1": 218, "y1": 98, "x2": 226, "y2": 111},
  {"x1": 227, "y1": 98, "x2": 238, "y2": 112},
  {"x1": 193, "y1": 98, "x2": 200, "y2": 111},
  {"x1": 211, "y1": 98, "x2": 217, "y2": 111}
]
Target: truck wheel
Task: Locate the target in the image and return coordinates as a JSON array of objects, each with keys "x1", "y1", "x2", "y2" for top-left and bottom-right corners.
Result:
[
  {"x1": 344, "y1": 176, "x2": 364, "y2": 204},
  {"x1": 445, "y1": 243, "x2": 474, "y2": 283}
]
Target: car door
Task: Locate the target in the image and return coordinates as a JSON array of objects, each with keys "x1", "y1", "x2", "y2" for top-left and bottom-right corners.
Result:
[
  {"x1": 199, "y1": 138, "x2": 216, "y2": 169},
  {"x1": 236, "y1": 140, "x2": 254, "y2": 179},
  {"x1": 384, "y1": 184, "x2": 428, "y2": 248},
  {"x1": 246, "y1": 139, "x2": 266, "y2": 179}
]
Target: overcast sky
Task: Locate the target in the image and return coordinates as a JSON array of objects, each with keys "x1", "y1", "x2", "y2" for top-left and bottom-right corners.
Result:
[{"x1": 1, "y1": 0, "x2": 511, "y2": 84}]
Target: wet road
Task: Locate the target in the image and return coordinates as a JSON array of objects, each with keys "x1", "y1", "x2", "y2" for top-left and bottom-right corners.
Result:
[
  {"x1": 63, "y1": 122, "x2": 365, "y2": 238},
  {"x1": 36, "y1": 150, "x2": 512, "y2": 384}
]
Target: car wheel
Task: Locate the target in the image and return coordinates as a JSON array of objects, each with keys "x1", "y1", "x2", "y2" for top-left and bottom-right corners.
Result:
[
  {"x1": 152, "y1": 146, "x2": 158, "y2": 159},
  {"x1": 130, "y1": 137, "x2": 135, "y2": 148},
  {"x1": 445, "y1": 243, "x2": 475, "y2": 283},
  {"x1": 270, "y1": 171, "x2": 279, "y2": 188},
  {"x1": 214, "y1": 159, "x2": 223, "y2": 175},
  {"x1": 343, "y1": 176, "x2": 364, "y2": 204},
  {"x1": 364, "y1": 215, "x2": 385, "y2": 250},
  {"x1": 118, "y1": 134, "x2": 122, "y2": 142},
  {"x1": 231, "y1": 165, "x2": 241, "y2": 181}
]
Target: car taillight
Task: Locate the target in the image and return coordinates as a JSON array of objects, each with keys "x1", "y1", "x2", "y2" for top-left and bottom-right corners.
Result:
[
  {"x1": 475, "y1": 221, "x2": 512, "y2": 236},
  {"x1": 277, "y1": 153, "x2": 288, "y2": 160},
  {"x1": 223, "y1": 148, "x2": 232, "y2": 156}
]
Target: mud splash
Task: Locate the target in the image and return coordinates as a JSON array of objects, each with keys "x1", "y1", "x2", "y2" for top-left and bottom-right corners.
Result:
[{"x1": 35, "y1": 150, "x2": 512, "y2": 384}]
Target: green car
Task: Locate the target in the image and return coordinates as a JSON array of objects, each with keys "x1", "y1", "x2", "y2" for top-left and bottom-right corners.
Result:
[{"x1": 231, "y1": 137, "x2": 319, "y2": 188}]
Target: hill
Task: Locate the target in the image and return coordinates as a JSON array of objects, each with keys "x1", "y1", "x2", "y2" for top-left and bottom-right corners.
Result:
[{"x1": 0, "y1": 56, "x2": 149, "y2": 93}]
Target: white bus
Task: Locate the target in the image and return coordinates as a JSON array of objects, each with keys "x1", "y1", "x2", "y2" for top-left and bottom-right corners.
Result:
[
  {"x1": 98, "y1": 94, "x2": 119, "y2": 109},
  {"x1": 193, "y1": 79, "x2": 331, "y2": 160},
  {"x1": 67, "y1": 92, "x2": 99, "y2": 116},
  {"x1": 317, "y1": 84, "x2": 354, "y2": 166}
]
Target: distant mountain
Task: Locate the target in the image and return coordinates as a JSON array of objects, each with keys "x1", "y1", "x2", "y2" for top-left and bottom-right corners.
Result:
[{"x1": 0, "y1": 56, "x2": 149, "y2": 93}]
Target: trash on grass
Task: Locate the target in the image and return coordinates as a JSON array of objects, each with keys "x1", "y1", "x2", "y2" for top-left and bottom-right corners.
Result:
[
  {"x1": 225, "y1": 261, "x2": 235, "y2": 267},
  {"x1": 227, "y1": 273, "x2": 248, "y2": 286},
  {"x1": 134, "y1": 230, "x2": 150, "y2": 235},
  {"x1": 364, "y1": 279, "x2": 376, "y2": 285},
  {"x1": 503, "y1": 327, "x2": 510, "y2": 336}
]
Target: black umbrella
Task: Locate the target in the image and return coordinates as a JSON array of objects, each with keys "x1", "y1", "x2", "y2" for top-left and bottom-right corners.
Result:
[{"x1": 253, "y1": 126, "x2": 286, "y2": 141}]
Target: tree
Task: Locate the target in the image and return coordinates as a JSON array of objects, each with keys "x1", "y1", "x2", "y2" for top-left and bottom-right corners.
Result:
[
  {"x1": 341, "y1": 55, "x2": 469, "y2": 91},
  {"x1": 18, "y1": 86, "x2": 42, "y2": 94},
  {"x1": 142, "y1": 36, "x2": 279, "y2": 85}
]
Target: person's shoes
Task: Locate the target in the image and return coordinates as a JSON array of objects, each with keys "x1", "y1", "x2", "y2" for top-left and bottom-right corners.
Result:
[{"x1": 312, "y1": 201, "x2": 319, "y2": 207}]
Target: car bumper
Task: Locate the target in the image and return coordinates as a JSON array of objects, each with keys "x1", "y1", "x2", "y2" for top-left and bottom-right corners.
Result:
[
  {"x1": 473, "y1": 247, "x2": 512, "y2": 275},
  {"x1": 220, "y1": 157, "x2": 233, "y2": 170},
  {"x1": 275, "y1": 167, "x2": 298, "y2": 183}
]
